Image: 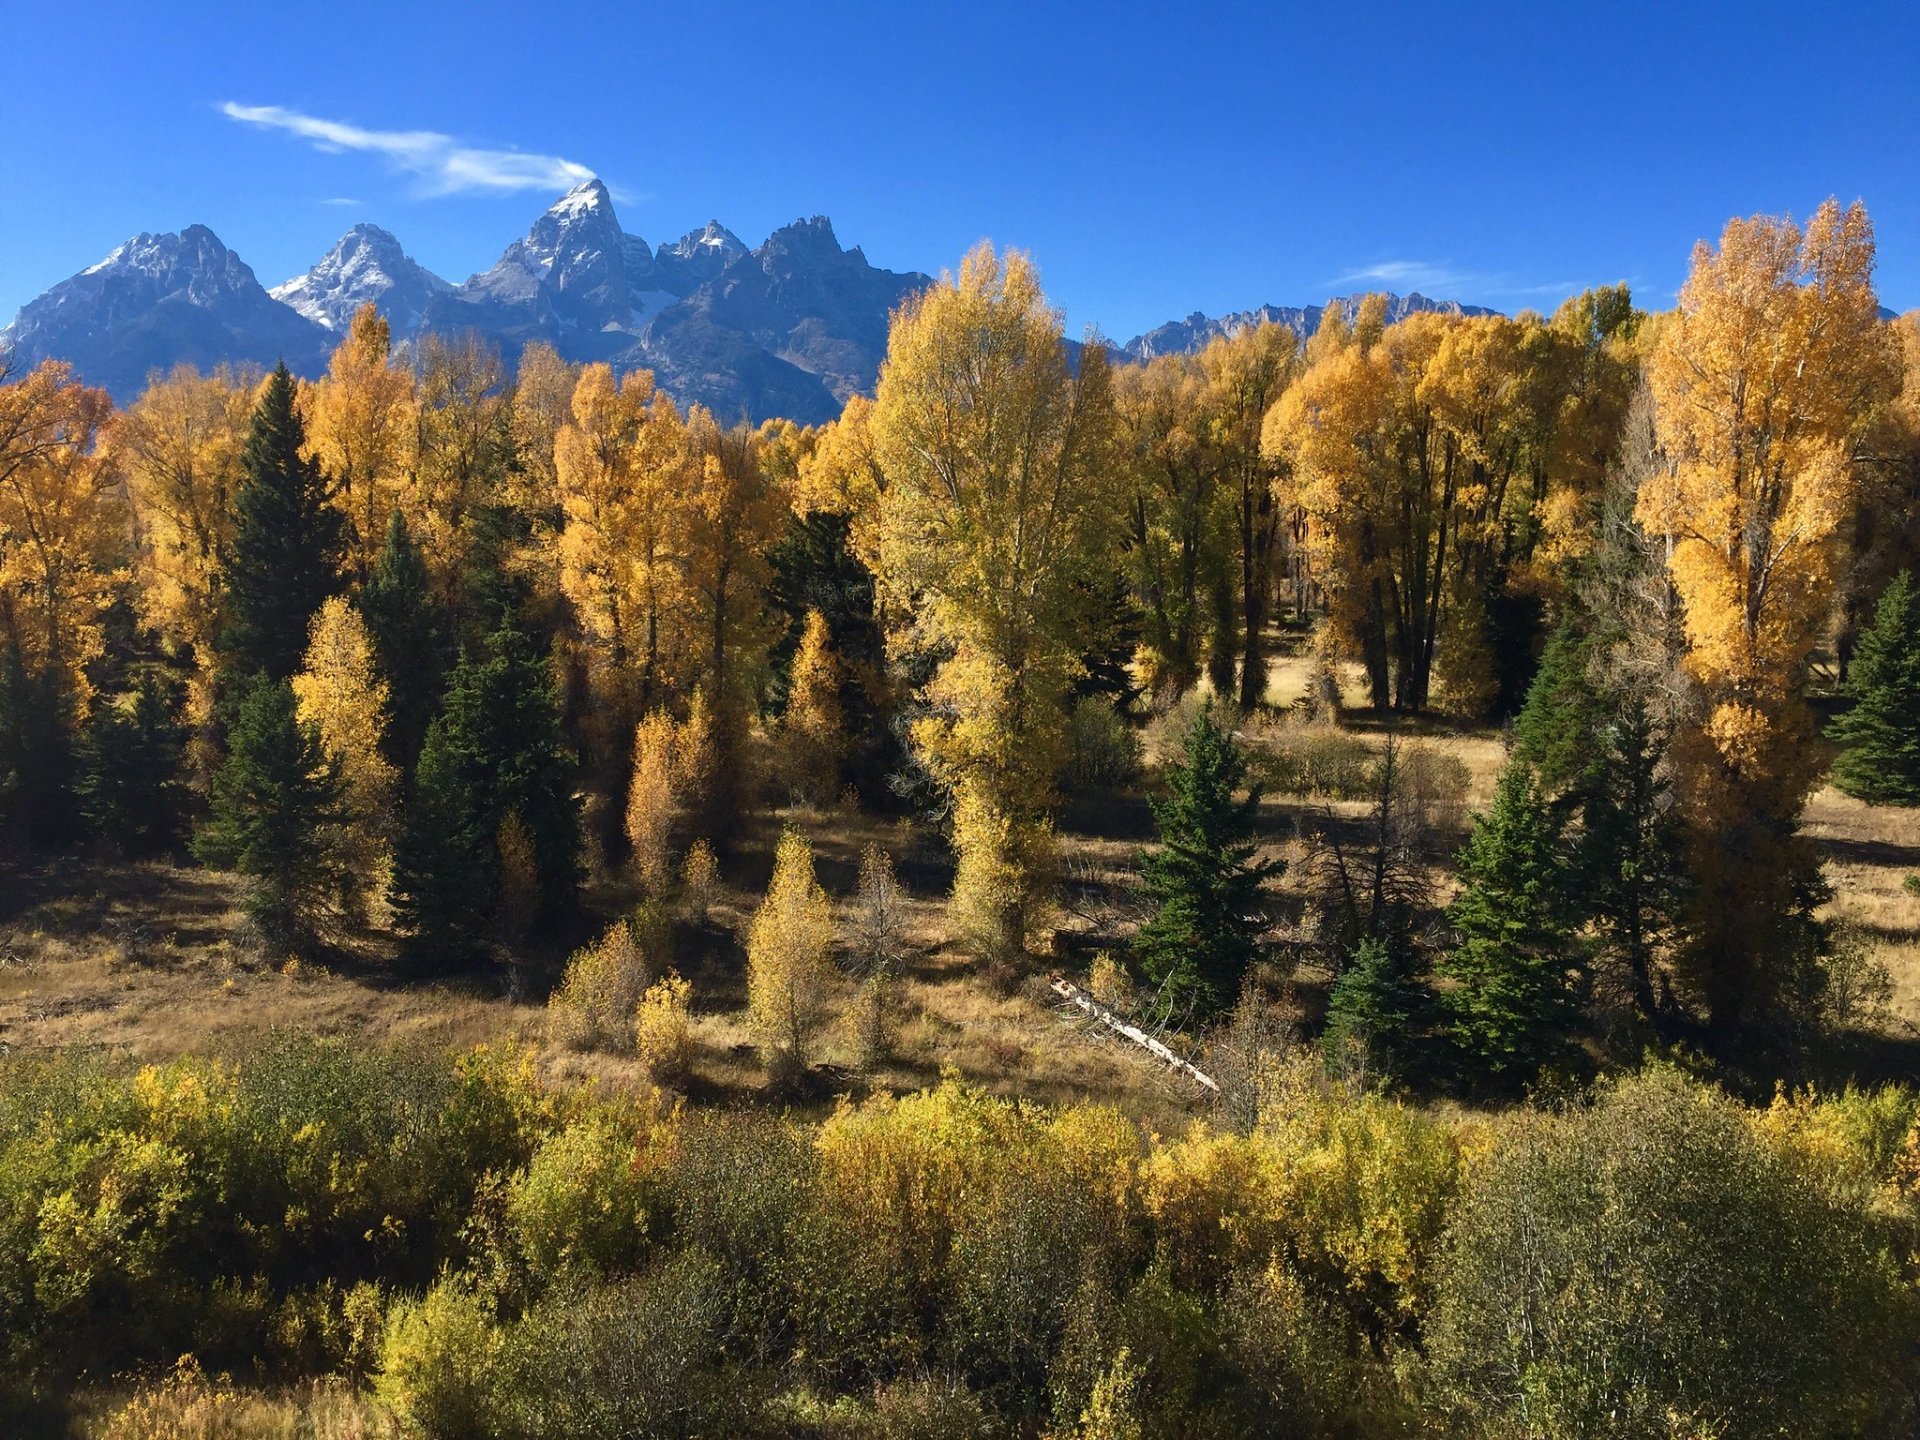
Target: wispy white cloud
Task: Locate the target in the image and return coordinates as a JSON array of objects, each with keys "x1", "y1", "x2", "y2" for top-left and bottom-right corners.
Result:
[
  {"x1": 1328, "y1": 259, "x2": 1632, "y2": 308},
  {"x1": 318, "y1": 196, "x2": 363, "y2": 207},
  {"x1": 221, "y1": 102, "x2": 594, "y2": 196},
  {"x1": 1332, "y1": 260, "x2": 1478, "y2": 293}
]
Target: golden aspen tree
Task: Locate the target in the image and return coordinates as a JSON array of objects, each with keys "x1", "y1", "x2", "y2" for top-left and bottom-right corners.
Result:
[
  {"x1": 632, "y1": 970, "x2": 694, "y2": 1086},
  {"x1": 867, "y1": 243, "x2": 1118, "y2": 960},
  {"x1": 410, "y1": 332, "x2": 510, "y2": 589},
  {"x1": 292, "y1": 596, "x2": 399, "y2": 920},
  {"x1": 682, "y1": 408, "x2": 786, "y2": 770},
  {"x1": 506, "y1": 341, "x2": 578, "y2": 520},
  {"x1": 1199, "y1": 322, "x2": 1299, "y2": 708},
  {"x1": 111, "y1": 364, "x2": 256, "y2": 750},
  {"x1": 0, "y1": 360, "x2": 120, "y2": 713},
  {"x1": 624, "y1": 709, "x2": 678, "y2": 895},
  {"x1": 1113, "y1": 353, "x2": 1219, "y2": 698},
  {"x1": 1267, "y1": 309, "x2": 1563, "y2": 715},
  {"x1": 681, "y1": 838, "x2": 720, "y2": 921},
  {"x1": 673, "y1": 684, "x2": 725, "y2": 837},
  {"x1": 746, "y1": 825, "x2": 835, "y2": 1087},
  {"x1": 1641, "y1": 200, "x2": 1900, "y2": 1028},
  {"x1": 798, "y1": 393, "x2": 886, "y2": 521},
  {"x1": 305, "y1": 304, "x2": 417, "y2": 575},
  {"x1": 554, "y1": 364, "x2": 691, "y2": 716},
  {"x1": 783, "y1": 608, "x2": 846, "y2": 804}
]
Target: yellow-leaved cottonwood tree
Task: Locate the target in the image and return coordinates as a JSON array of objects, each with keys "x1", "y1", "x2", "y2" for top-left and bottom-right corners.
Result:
[
  {"x1": 783, "y1": 608, "x2": 846, "y2": 804},
  {"x1": 1641, "y1": 199, "x2": 1901, "y2": 1027},
  {"x1": 0, "y1": 359, "x2": 120, "y2": 715},
  {"x1": 304, "y1": 304, "x2": 417, "y2": 576},
  {"x1": 292, "y1": 596, "x2": 399, "y2": 921},
  {"x1": 111, "y1": 363, "x2": 256, "y2": 755},
  {"x1": 867, "y1": 243, "x2": 1118, "y2": 959},
  {"x1": 747, "y1": 826, "x2": 835, "y2": 1087}
]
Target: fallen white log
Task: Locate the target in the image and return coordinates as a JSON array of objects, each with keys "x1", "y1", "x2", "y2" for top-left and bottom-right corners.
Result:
[{"x1": 1049, "y1": 974, "x2": 1220, "y2": 1094}]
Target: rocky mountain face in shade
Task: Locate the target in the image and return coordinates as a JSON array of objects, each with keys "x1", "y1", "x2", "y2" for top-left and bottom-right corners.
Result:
[
  {"x1": 3, "y1": 186, "x2": 1502, "y2": 420},
  {"x1": 1117, "y1": 292, "x2": 1500, "y2": 362},
  {"x1": 268, "y1": 224, "x2": 451, "y2": 339},
  {"x1": 0, "y1": 225, "x2": 331, "y2": 396}
]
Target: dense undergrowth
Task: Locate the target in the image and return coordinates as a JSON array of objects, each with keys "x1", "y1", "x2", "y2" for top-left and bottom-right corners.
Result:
[{"x1": 3, "y1": 1035, "x2": 1917, "y2": 1438}]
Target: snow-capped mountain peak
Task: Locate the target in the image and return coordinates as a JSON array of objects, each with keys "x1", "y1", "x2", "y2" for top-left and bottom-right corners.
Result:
[{"x1": 270, "y1": 224, "x2": 450, "y2": 337}]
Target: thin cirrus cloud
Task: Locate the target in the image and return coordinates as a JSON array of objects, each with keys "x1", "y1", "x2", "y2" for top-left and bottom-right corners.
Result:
[
  {"x1": 1331, "y1": 260, "x2": 1603, "y2": 305},
  {"x1": 219, "y1": 102, "x2": 595, "y2": 196}
]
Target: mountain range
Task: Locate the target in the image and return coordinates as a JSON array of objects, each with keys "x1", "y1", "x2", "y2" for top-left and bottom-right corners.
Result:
[{"x1": 0, "y1": 182, "x2": 1498, "y2": 422}]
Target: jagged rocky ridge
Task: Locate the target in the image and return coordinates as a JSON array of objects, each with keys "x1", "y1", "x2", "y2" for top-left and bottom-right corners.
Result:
[{"x1": 2, "y1": 181, "x2": 1502, "y2": 421}]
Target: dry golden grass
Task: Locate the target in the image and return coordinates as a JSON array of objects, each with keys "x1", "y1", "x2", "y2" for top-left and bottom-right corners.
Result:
[
  {"x1": 1802, "y1": 784, "x2": 1920, "y2": 1025},
  {"x1": 7, "y1": 698, "x2": 1918, "y2": 1117}
]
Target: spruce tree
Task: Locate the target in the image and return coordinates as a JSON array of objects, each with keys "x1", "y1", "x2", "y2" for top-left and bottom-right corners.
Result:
[
  {"x1": 1133, "y1": 702, "x2": 1281, "y2": 1015},
  {"x1": 1323, "y1": 932, "x2": 1430, "y2": 1080},
  {"x1": 221, "y1": 364, "x2": 345, "y2": 682},
  {"x1": 1511, "y1": 618, "x2": 1607, "y2": 807},
  {"x1": 1580, "y1": 697, "x2": 1687, "y2": 1023},
  {"x1": 0, "y1": 641, "x2": 80, "y2": 847},
  {"x1": 195, "y1": 677, "x2": 347, "y2": 945},
  {"x1": 391, "y1": 618, "x2": 580, "y2": 962},
  {"x1": 1829, "y1": 569, "x2": 1920, "y2": 804},
  {"x1": 1437, "y1": 760, "x2": 1577, "y2": 1084},
  {"x1": 78, "y1": 671, "x2": 189, "y2": 857},
  {"x1": 361, "y1": 511, "x2": 449, "y2": 777}
]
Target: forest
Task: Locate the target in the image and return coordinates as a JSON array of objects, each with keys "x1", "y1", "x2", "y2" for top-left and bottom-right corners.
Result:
[{"x1": 4, "y1": 198, "x2": 1920, "y2": 1437}]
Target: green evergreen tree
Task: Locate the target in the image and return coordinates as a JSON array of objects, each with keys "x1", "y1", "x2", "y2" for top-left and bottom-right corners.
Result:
[
  {"x1": 361, "y1": 511, "x2": 450, "y2": 778},
  {"x1": 1133, "y1": 702, "x2": 1281, "y2": 1015},
  {"x1": 194, "y1": 677, "x2": 347, "y2": 945},
  {"x1": 0, "y1": 641, "x2": 81, "y2": 848},
  {"x1": 1581, "y1": 697, "x2": 1687, "y2": 1023},
  {"x1": 391, "y1": 618, "x2": 580, "y2": 962},
  {"x1": 391, "y1": 717, "x2": 491, "y2": 962},
  {"x1": 1322, "y1": 931, "x2": 1430, "y2": 1080},
  {"x1": 221, "y1": 364, "x2": 345, "y2": 682},
  {"x1": 1829, "y1": 569, "x2": 1920, "y2": 804},
  {"x1": 1437, "y1": 760, "x2": 1577, "y2": 1084},
  {"x1": 78, "y1": 671, "x2": 189, "y2": 857},
  {"x1": 1511, "y1": 617, "x2": 1608, "y2": 807}
]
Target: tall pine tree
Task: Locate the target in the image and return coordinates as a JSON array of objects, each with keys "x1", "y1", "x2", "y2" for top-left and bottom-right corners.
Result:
[
  {"x1": 361, "y1": 510, "x2": 449, "y2": 778},
  {"x1": 1437, "y1": 760, "x2": 1577, "y2": 1084},
  {"x1": 195, "y1": 677, "x2": 347, "y2": 945},
  {"x1": 1511, "y1": 617, "x2": 1609, "y2": 809},
  {"x1": 1581, "y1": 697, "x2": 1687, "y2": 1023},
  {"x1": 78, "y1": 671, "x2": 189, "y2": 857},
  {"x1": 1829, "y1": 569, "x2": 1920, "y2": 804},
  {"x1": 1133, "y1": 702, "x2": 1280, "y2": 1015},
  {"x1": 221, "y1": 364, "x2": 345, "y2": 682},
  {"x1": 391, "y1": 617, "x2": 580, "y2": 962}
]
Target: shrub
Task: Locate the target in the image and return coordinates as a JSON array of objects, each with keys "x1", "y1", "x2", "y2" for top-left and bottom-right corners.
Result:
[
  {"x1": 747, "y1": 827, "x2": 836, "y2": 1088},
  {"x1": 1247, "y1": 723, "x2": 1375, "y2": 800},
  {"x1": 548, "y1": 912, "x2": 666, "y2": 1053},
  {"x1": 634, "y1": 972, "x2": 695, "y2": 1087},
  {"x1": 681, "y1": 838, "x2": 721, "y2": 922},
  {"x1": 1427, "y1": 1067, "x2": 1914, "y2": 1439},
  {"x1": 488, "y1": 1253, "x2": 737, "y2": 1440},
  {"x1": 1062, "y1": 695, "x2": 1144, "y2": 795},
  {"x1": 504, "y1": 1104, "x2": 670, "y2": 1285},
  {"x1": 375, "y1": 1278, "x2": 499, "y2": 1440}
]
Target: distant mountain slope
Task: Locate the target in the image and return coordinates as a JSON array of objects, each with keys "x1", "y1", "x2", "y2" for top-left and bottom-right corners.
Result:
[
  {"x1": 1119, "y1": 291, "x2": 1499, "y2": 362},
  {"x1": 0, "y1": 226, "x2": 331, "y2": 396},
  {"x1": 270, "y1": 225, "x2": 450, "y2": 339},
  {"x1": 628, "y1": 215, "x2": 931, "y2": 423},
  {"x1": 1, "y1": 193, "x2": 1509, "y2": 420}
]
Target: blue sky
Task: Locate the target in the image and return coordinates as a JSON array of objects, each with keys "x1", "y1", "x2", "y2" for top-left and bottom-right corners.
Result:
[{"x1": 3, "y1": 1, "x2": 1917, "y2": 340}]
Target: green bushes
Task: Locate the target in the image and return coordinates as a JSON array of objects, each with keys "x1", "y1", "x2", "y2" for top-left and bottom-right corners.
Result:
[
  {"x1": 2, "y1": 1046, "x2": 1915, "y2": 1437},
  {"x1": 1428, "y1": 1067, "x2": 1916, "y2": 1439}
]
